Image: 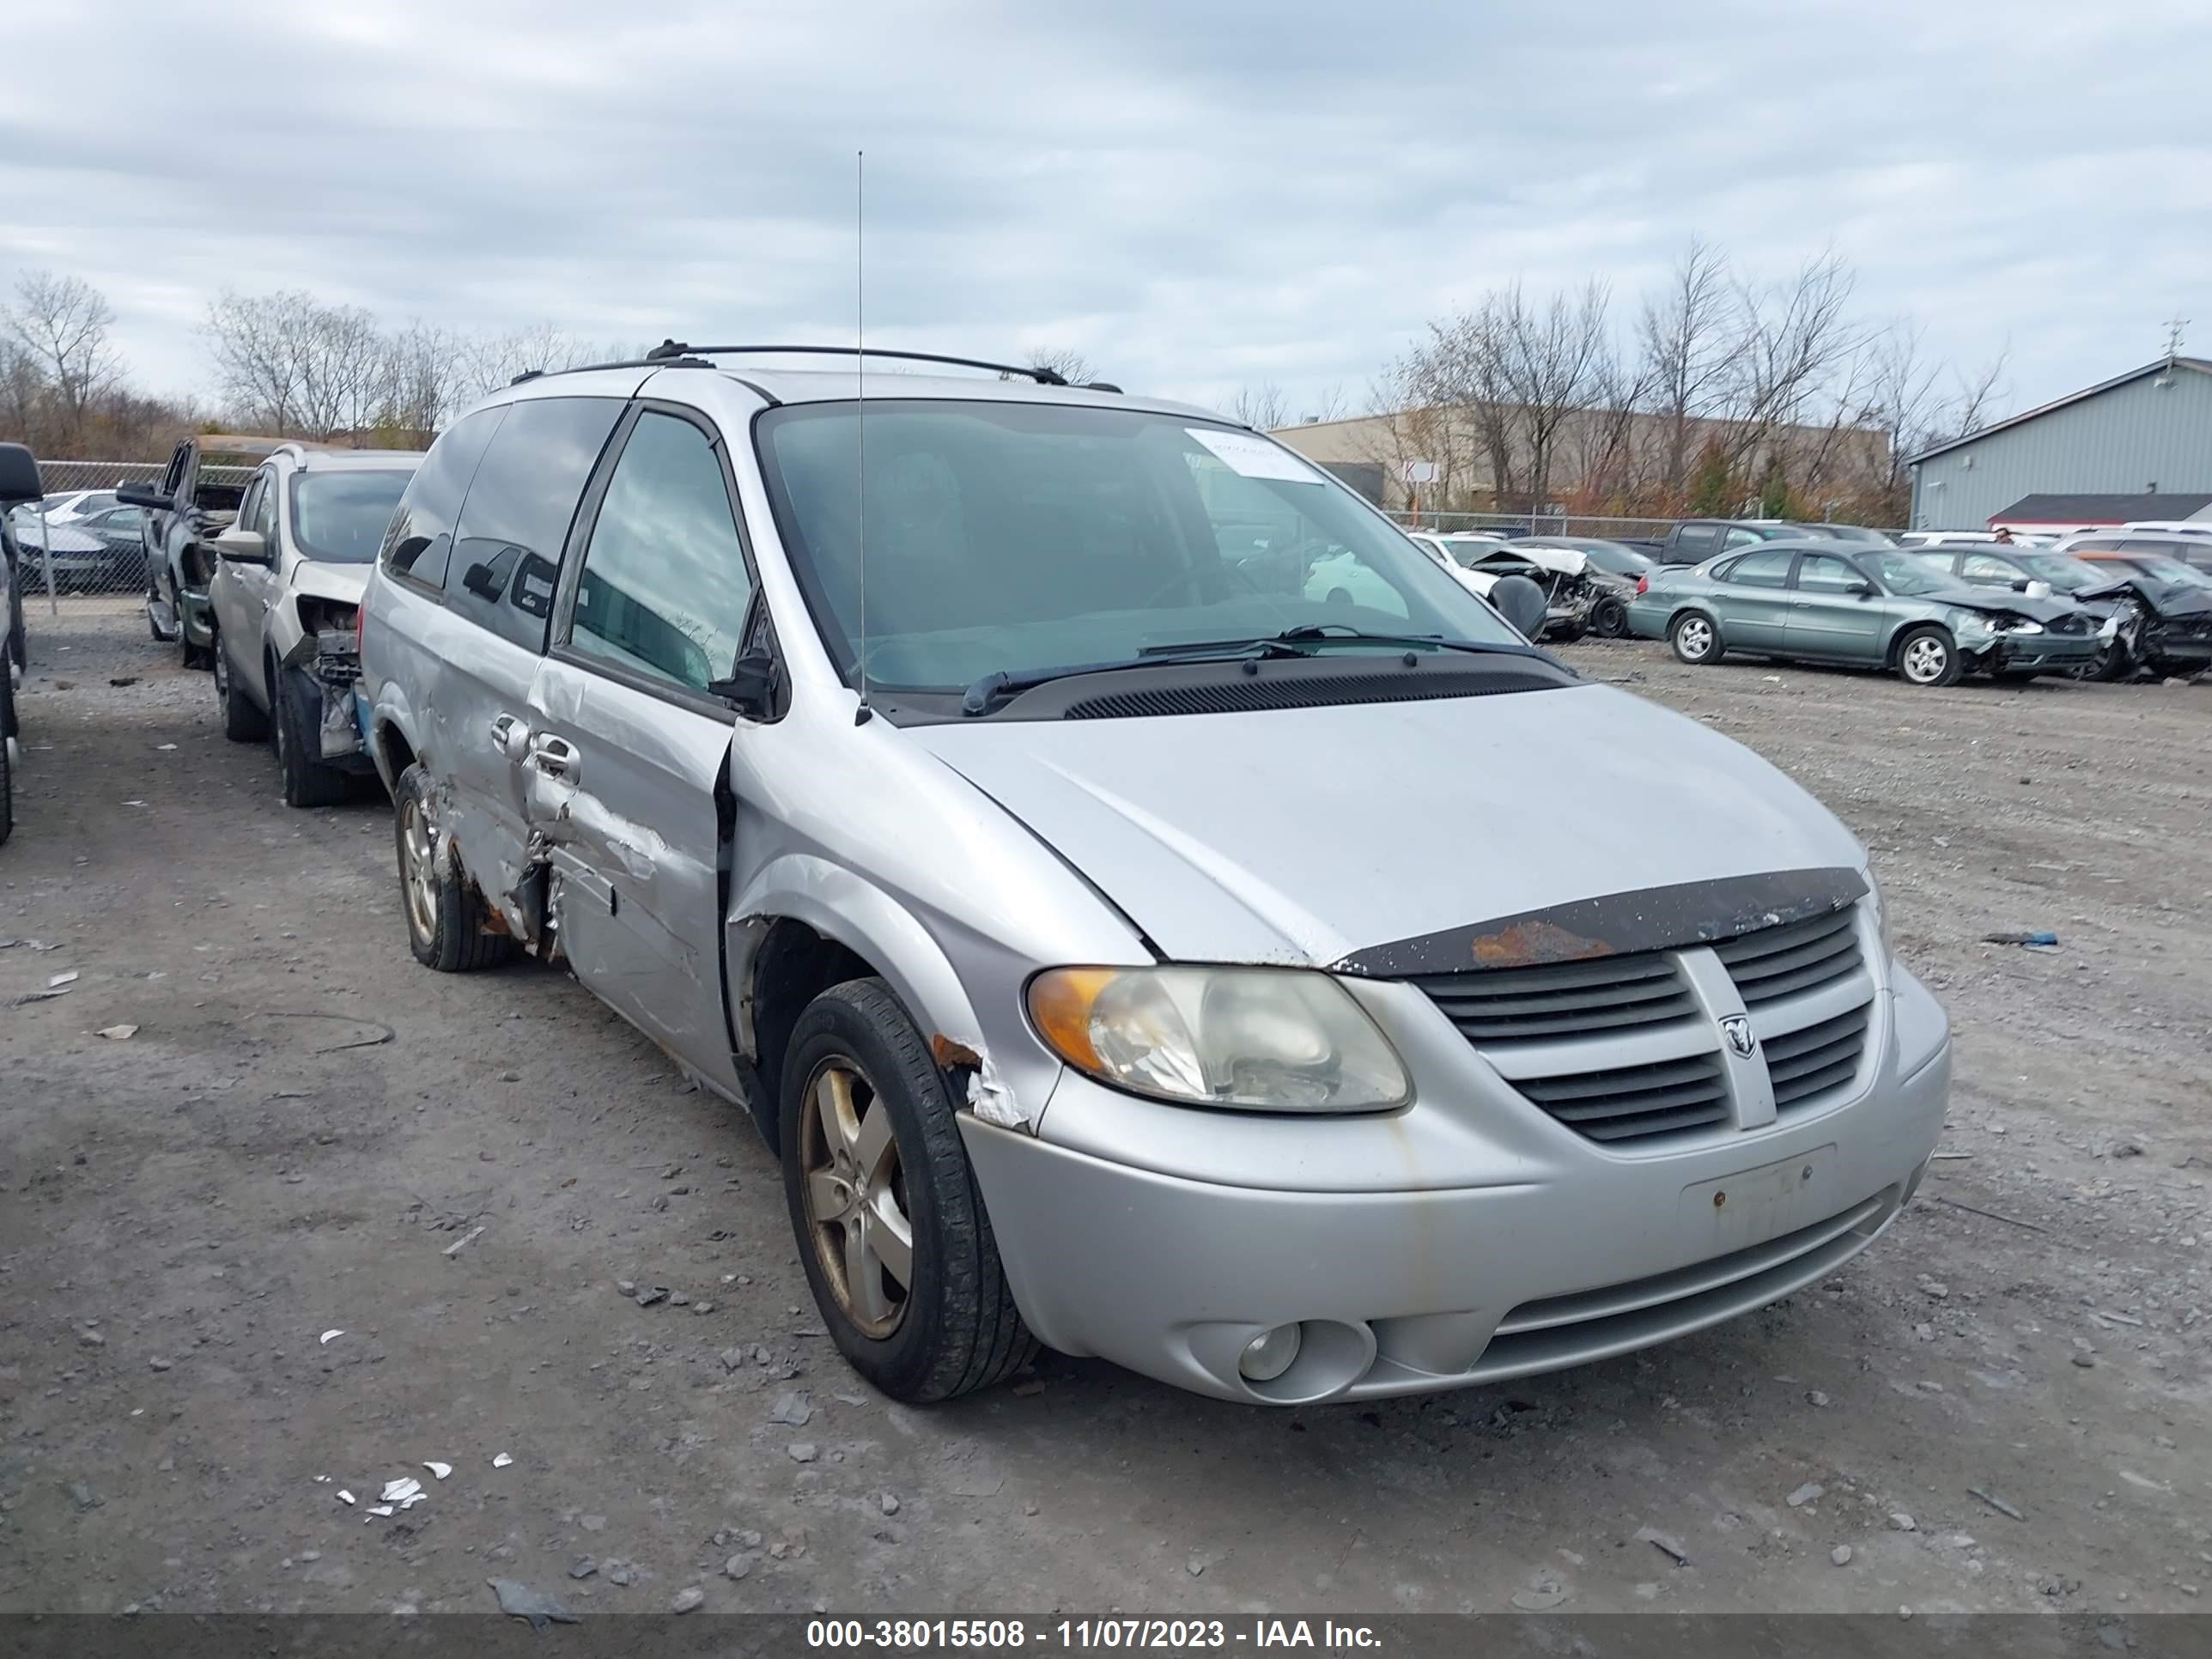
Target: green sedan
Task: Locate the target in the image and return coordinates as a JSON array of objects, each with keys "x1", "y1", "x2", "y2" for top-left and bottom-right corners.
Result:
[{"x1": 1626, "y1": 541, "x2": 2106, "y2": 686}]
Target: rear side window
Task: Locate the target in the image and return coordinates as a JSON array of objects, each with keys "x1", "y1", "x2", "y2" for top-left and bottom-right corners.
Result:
[
  {"x1": 567, "y1": 410, "x2": 755, "y2": 693},
  {"x1": 1723, "y1": 549, "x2": 1793, "y2": 587},
  {"x1": 448, "y1": 398, "x2": 625, "y2": 651},
  {"x1": 380, "y1": 406, "x2": 504, "y2": 592}
]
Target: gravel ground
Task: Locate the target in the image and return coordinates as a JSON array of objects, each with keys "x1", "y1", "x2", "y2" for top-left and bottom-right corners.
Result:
[{"x1": 2, "y1": 602, "x2": 2208, "y2": 1619}]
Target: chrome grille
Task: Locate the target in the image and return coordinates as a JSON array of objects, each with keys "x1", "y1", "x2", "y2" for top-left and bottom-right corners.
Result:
[
  {"x1": 1713, "y1": 908, "x2": 1859, "y2": 1006},
  {"x1": 1409, "y1": 955, "x2": 1697, "y2": 1042},
  {"x1": 1764, "y1": 1002, "x2": 1870, "y2": 1112},
  {"x1": 1515, "y1": 1052, "x2": 1730, "y2": 1142}
]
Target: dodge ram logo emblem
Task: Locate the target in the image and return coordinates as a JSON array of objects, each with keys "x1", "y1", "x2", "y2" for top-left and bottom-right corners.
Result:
[{"x1": 1722, "y1": 1015, "x2": 1757, "y2": 1058}]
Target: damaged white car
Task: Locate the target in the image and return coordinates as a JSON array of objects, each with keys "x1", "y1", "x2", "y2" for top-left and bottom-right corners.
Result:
[{"x1": 207, "y1": 443, "x2": 424, "y2": 806}]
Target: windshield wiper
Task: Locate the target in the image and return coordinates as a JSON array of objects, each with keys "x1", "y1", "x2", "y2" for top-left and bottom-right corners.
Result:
[
  {"x1": 1149, "y1": 624, "x2": 1526, "y2": 657},
  {"x1": 959, "y1": 640, "x2": 1304, "y2": 717}
]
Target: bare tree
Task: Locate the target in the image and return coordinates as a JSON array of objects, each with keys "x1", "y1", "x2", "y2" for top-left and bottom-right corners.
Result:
[
  {"x1": 1022, "y1": 346, "x2": 1095, "y2": 386},
  {"x1": 1721, "y1": 248, "x2": 1863, "y2": 476},
  {"x1": 1230, "y1": 381, "x2": 1291, "y2": 430},
  {"x1": 1305, "y1": 382, "x2": 1350, "y2": 424},
  {"x1": 1636, "y1": 237, "x2": 1735, "y2": 490},
  {"x1": 3, "y1": 270, "x2": 123, "y2": 444},
  {"x1": 1360, "y1": 353, "x2": 1474, "y2": 511}
]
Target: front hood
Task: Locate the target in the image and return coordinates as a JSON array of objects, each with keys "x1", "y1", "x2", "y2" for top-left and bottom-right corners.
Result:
[
  {"x1": 291, "y1": 562, "x2": 369, "y2": 607},
  {"x1": 2078, "y1": 578, "x2": 2212, "y2": 618},
  {"x1": 1917, "y1": 581, "x2": 2081, "y2": 623},
  {"x1": 910, "y1": 683, "x2": 1865, "y2": 967}
]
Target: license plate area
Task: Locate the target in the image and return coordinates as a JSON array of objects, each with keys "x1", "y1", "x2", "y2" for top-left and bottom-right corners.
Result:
[{"x1": 1680, "y1": 1145, "x2": 1840, "y2": 1255}]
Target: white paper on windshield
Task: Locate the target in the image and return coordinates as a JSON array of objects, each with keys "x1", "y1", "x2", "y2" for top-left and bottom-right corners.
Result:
[{"x1": 1187, "y1": 428, "x2": 1325, "y2": 484}]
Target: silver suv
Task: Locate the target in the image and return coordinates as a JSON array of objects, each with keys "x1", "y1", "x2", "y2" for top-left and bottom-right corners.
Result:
[
  {"x1": 357, "y1": 347, "x2": 1951, "y2": 1406},
  {"x1": 206, "y1": 443, "x2": 424, "y2": 806}
]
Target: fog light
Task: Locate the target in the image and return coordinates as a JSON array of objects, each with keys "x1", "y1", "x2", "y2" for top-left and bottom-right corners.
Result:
[{"x1": 1237, "y1": 1323, "x2": 1302, "y2": 1382}]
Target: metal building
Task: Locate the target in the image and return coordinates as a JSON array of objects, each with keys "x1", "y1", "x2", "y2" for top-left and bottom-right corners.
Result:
[{"x1": 1907, "y1": 356, "x2": 2212, "y2": 530}]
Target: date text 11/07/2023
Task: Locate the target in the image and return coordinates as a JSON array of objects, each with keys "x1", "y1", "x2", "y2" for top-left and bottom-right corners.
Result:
[{"x1": 805, "y1": 1618, "x2": 1384, "y2": 1650}]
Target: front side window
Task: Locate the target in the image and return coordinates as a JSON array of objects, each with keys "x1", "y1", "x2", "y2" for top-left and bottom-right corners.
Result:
[
  {"x1": 1722, "y1": 550, "x2": 1793, "y2": 588},
  {"x1": 1794, "y1": 553, "x2": 1863, "y2": 592},
  {"x1": 1860, "y1": 550, "x2": 1948, "y2": 595},
  {"x1": 1960, "y1": 553, "x2": 2018, "y2": 586},
  {"x1": 568, "y1": 411, "x2": 755, "y2": 693},
  {"x1": 250, "y1": 469, "x2": 279, "y2": 547},
  {"x1": 289, "y1": 469, "x2": 413, "y2": 564},
  {"x1": 1723, "y1": 527, "x2": 1764, "y2": 549},
  {"x1": 753, "y1": 401, "x2": 1518, "y2": 694},
  {"x1": 1672, "y1": 525, "x2": 1720, "y2": 556}
]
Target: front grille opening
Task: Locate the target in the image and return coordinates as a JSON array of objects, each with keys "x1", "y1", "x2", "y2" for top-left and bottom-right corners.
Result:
[
  {"x1": 1765, "y1": 1001, "x2": 1872, "y2": 1112},
  {"x1": 1410, "y1": 954, "x2": 1698, "y2": 1042},
  {"x1": 1714, "y1": 908, "x2": 1859, "y2": 1006},
  {"x1": 1516, "y1": 1052, "x2": 1731, "y2": 1143}
]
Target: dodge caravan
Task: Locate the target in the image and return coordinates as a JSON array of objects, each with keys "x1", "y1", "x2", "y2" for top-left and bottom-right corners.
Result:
[{"x1": 356, "y1": 346, "x2": 1951, "y2": 1406}]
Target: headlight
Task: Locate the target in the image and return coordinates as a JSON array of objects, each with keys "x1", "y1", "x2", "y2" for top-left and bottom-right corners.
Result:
[
  {"x1": 1995, "y1": 617, "x2": 2043, "y2": 635},
  {"x1": 1027, "y1": 966, "x2": 1411, "y2": 1113},
  {"x1": 1863, "y1": 869, "x2": 1894, "y2": 963}
]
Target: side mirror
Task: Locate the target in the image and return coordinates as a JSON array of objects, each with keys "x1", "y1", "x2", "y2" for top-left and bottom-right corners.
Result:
[
  {"x1": 707, "y1": 652, "x2": 779, "y2": 720},
  {"x1": 1847, "y1": 579, "x2": 1877, "y2": 597},
  {"x1": 1489, "y1": 573, "x2": 1547, "y2": 640},
  {"x1": 115, "y1": 480, "x2": 173, "y2": 512},
  {"x1": 211, "y1": 526, "x2": 272, "y2": 566},
  {"x1": 0, "y1": 441, "x2": 41, "y2": 505}
]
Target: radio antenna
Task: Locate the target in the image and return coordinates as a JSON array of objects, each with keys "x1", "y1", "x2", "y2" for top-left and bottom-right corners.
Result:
[{"x1": 854, "y1": 149, "x2": 872, "y2": 726}]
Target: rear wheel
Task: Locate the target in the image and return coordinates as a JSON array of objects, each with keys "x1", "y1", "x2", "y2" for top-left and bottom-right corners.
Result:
[
  {"x1": 781, "y1": 978, "x2": 1035, "y2": 1402},
  {"x1": 393, "y1": 763, "x2": 514, "y2": 971},
  {"x1": 1895, "y1": 625, "x2": 1963, "y2": 688},
  {"x1": 1670, "y1": 611, "x2": 1723, "y2": 665},
  {"x1": 214, "y1": 635, "x2": 270, "y2": 742}
]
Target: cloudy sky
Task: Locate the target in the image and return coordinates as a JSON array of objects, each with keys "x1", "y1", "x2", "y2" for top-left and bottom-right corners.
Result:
[{"x1": 3, "y1": 0, "x2": 2206, "y2": 422}]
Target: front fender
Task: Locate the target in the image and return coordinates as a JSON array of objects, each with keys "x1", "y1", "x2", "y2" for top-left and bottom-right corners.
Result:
[{"x1": 728, "y1": 854, "x2": 1044, "y2": 1133}]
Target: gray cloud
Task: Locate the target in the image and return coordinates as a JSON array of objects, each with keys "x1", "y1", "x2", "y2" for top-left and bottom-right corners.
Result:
[{"x1": 2, "y1": 0, "x2": 2205, "y2": 420}]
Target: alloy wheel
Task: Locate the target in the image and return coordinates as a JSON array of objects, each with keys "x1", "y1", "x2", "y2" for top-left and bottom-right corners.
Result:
[
  {"x1": 798, "y1": 1060, "x2": 914, "y2": 1338},
  {"x1": 398, "y1": 796, "x2": 439, "y2": 943},
  {"x1": 1677, "y1": 617, "x2": 1712, "y2": 659},
  {"x1": 1902, "y1": 636, "x2": 1948, "y2": 684}
]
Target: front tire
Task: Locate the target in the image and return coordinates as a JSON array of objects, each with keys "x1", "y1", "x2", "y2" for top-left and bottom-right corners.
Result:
[
  {"x1": 781, "y1": 978, "x2": 1035, "y2": 1403},
  {"x1": 215, "y1": 635, "x2": 270, "y2": 742},
  {"x1": 272, "y1": 664, "x2": 349, "y2": 807},
  {"x1": 1895, "y1": 625, "x2": 1963, "y2": 687},
  {"x1": 1670, "y1": 611, "x2": 1723, "y2": 665},
  {"x1": 0, "y1": 651, "x2": 15, "y2": 847},
  {"x1": 1589, "y1": 594, "x2": 1629, "y2": 637},
  {"x1": 393, "y1": 763, "x2": 514, "y2": 971}
]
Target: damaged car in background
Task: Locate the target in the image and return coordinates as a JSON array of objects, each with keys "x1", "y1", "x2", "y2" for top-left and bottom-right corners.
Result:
[
  {"x1": 1462, "y1": 541, "x2": 1638, "y2": 640},
  {"x1": 2058, "y1": 550, "x2": 2212, "y2": 681},
  {"x1": 358, "y1": 347, "x2": 1949, "y2": 1409},
  {"x1": 207, "y1": 442, "x2": 424, "y2": 806}
]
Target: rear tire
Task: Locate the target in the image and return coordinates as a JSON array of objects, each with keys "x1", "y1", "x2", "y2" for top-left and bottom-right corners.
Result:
[
  {"x1": 1894, "y1": 625, "x2": 1963, "y2": 688},
  {"x1": 393, "y1": 763, "x2": 514, "y2": 972},
  {"x1": 215, "y1": 635, "x2": 270, "y2": 742},
  {"x1": 0, "y1": 652, "x2": 15, "y2": 847},
  {"x1": 272, "y1": 664, "x2": 348, "y2": 807},
  {"x1": 781, "y1": 978, "x2": 1036, "y2": 1403},
  {"x1": 1670, "y1": 611, "x2": 1723, "y2": 665}
]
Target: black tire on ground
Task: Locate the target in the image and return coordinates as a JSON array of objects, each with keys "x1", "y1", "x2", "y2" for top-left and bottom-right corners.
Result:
[
  {"x1": 2086, "y1": 641, "x2": 2133, "y2": 683},
  {"x1": 1893, "y1": 624, "x2": 1964, "y2": 688},
  {"x1": 780, "y1": 977, "x2": 1036, "y2": 1403},
  {"x1": 1670, "y1": 610, "x2": 1724, "y2": 665},
  {"x1": 1589, "y1": 594, "x2": 1629, "y2": 637},
  {"x1": 272, "y1": 663, "x2": 349, "y2": 808},
  {"x1": 0, "y1": 652, "x2": 15, "y2": 847},
  {"x1": 214, "y1": 635, "x2": 270, "y2": 743},
  {"x1": 392, "y1": 762, "x2": 515, "y2": 972}
]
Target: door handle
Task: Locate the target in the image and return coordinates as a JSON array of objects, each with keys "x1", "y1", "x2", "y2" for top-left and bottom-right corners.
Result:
[
  {"x1": 529, "y1": 732, "x2": 580, "y2": 782},
  {"x1": 490, "y1": 713, "x2": 531, "y2": 758}
]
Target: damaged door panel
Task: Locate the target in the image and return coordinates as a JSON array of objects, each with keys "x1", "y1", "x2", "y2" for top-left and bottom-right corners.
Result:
[{"x1": 528, "y1": 404, "x2": 762, "y2": 1096}]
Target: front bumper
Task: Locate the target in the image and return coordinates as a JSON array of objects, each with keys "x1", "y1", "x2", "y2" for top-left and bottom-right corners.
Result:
[
  {"x1": 965, "y1": 966, "x2": 1950, "y2": 1404},
  {"x1": 1977, "y1": 631, "x2": 2100, "y2": 672}
]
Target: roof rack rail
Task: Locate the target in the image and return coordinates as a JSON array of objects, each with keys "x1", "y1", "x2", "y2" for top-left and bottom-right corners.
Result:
[{"x1": 640, "y1": 342, "x2": 1080, "y2": 386}]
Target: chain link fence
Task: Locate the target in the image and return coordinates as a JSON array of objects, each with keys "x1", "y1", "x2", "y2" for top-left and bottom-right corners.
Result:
[{"x1": 7, "y1": 458, "x2": 256, "y2": 611}]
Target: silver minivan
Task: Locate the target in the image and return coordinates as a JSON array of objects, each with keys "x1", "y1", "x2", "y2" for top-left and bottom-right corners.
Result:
[{"x1": 357, "y1": 349, "x2": 1951, "y2": 1406}]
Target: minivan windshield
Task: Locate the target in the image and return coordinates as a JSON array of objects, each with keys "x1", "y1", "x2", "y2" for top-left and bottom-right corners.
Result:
[
  {"x1": 290, "y1": 470, "x2": 416, "y2": 563},
  {"x1": 754, "y1": 401, "x2": 1522, "y2": 692}
]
